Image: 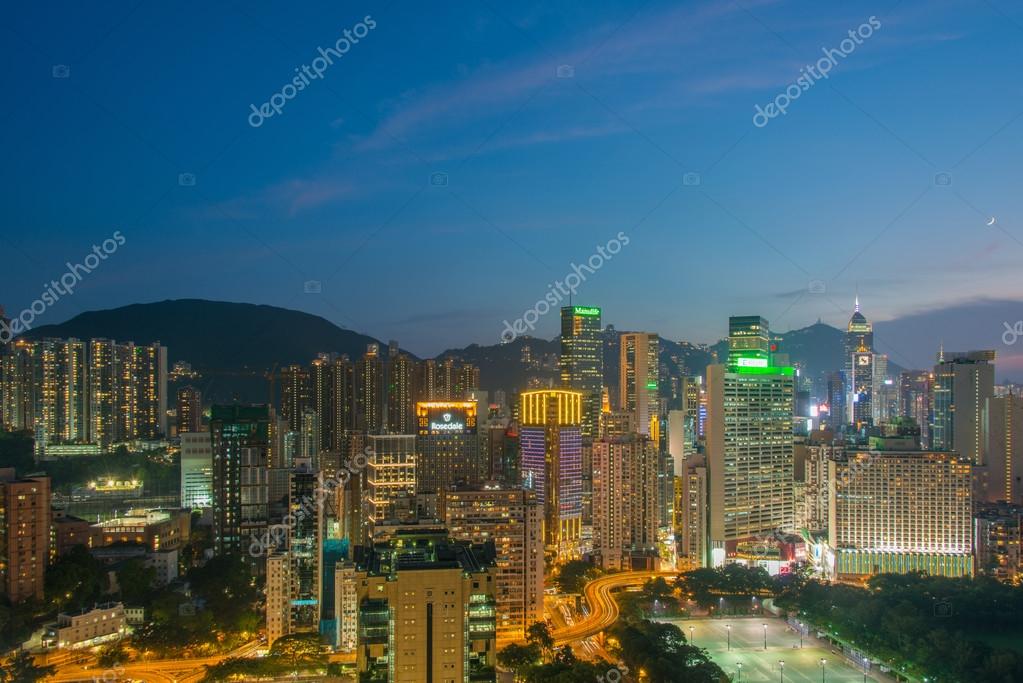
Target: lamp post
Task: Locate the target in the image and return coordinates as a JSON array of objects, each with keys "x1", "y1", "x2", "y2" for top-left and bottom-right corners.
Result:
[
  {"x1": 727, "y1": 624, "x2": 731, "y2": 651},
  {"x1": 779, "y1": 659, "x2": 785, "y2": 683},
  {"x1": 736, "y1": 662, "x2": 743, "y2": 682},
  {"x1": 820, "y1": 658, "x2": 827, "y2": 683},
  {"x1": 689, "y1": 625, "x2": 694, "y2": 645},
  {"x1": 763, "y1": 623, "x2": 768, "y2": 650},
  {"x1": 798, "y1": 622, "x2": 803, "y2": 648}
]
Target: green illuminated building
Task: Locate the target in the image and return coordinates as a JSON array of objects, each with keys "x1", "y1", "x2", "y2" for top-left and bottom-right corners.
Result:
[
  {"x1": 560, "y1": 306, "x2": 603, "y2": 438},
  {"x1": 705, "y1": 316, "x2": 794, "y2": 567}
]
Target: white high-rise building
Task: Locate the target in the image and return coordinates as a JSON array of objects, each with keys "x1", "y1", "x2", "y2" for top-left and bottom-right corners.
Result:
[{"x1": 180, "y1": 431, "x2": 213, "y2": 509}]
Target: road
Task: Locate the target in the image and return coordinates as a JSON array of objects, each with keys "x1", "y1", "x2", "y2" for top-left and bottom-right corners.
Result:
[
  {"x1": 44, "y1": 640, "x2": 263, "y2": 683},
  {"x1": 552, "y1": 570, "x2": 676, "y2": 646}
]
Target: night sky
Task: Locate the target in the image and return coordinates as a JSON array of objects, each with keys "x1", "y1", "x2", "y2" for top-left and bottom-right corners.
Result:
[{"x1": 2, "y1": 1, "x2": 1022, "y2": 374}]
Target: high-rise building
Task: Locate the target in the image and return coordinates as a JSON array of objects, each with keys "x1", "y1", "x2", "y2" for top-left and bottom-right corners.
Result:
[
  {"x1": 591, "y1": 435, "x2": 660, "y2": 570},
  {"x1": 933, "y1": 350, "x2": 995, "y2": 463},
  {"x1": 176, "y1": 385, "x2": 202, "y2": 435},
  {"x1": 331, "y1": 355, "x2": 355, "y2": 453},
  {"x1": 679, "y1": 455, "x2": 708, "y2": 567},
  {"x1": 705, "y1": 316, "x2": 794, "y2": 567},
  {"x1": 310, "y1": 356, "x2": 335, "y2": 452},
  {"x1": 180, "y1": 431, "x2": 213, "y2": 508},
  {"x1": 0, "y1": 471, "x2": 51, "y2": 603},
  {"x1": 519, "y1": 389, "x2": 583, "y2": 560},
  {"x1": 87, "y1": 339, "x2": 168, "y2": 446},
  {"x1": 386, "y1": 351, "x2": 415, "y2": 434},
  {"x1": 2, "y1": 337, "x2": 166, "y2": 449},
  {"x1": 31, "y1": 339, "x2": 88, "y2": 448},
  {"x1": 845, "y1": 300, "x2": 875, "y2": 426},
  {"x1": 825, "y1": 371, "x2": 846, "y2": 430},
  {"x1": 365, "y1": 434, "x2": 416, "y2": 530},
  {"x1": 619, "y1": 332, "x2": 659, "y2": 436},
  {"x1": 414, "y1": 401, "x2": 480, "y2": 504},
  {"x1": 342, "y1": 528, "x2": 498, "y2": 682},
  {"x1": 828, "y1": 447, "x2": 973, "y2": 578},
  {"x1": 210, "y1": 405, "x2": 270, "y2": 558},
  {"x1": 980, "y1": 394, "x2": 1023, "y2": 504},
  {"x1": 560, "y1": 306, "x2": 603, "y2": 438},
  {"x1": 804, "y1": 441, "x2": 843, "y2": 532},
  {"x1": 899, "y1": 370, "x2": 932, "y2": 444},
  {"x1": 266, "y1": 552, "x2": 290, "y2": 645},
  {"x1": 280, "y1": 365, "x2": 311, "y2": 433},
  {"x1": 443, "y1": 485, "x2": 544, "y2": 647},
  {"x1": 355, "y1": 345, "x2": 384, "y2": 434}
]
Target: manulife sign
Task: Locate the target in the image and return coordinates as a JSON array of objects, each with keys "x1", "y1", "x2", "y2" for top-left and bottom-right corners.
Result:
[{"x1": 573, "y1": 306, "x2": 600, "y2": 316}]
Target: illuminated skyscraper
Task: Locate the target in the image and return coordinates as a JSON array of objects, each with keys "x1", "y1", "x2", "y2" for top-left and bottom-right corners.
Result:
[
  {"x1": 415, "y1": 402, "x2": 480, "y2": 505},
  {"x1": 443, "y1": 485, "x2": 543, "y2": 647},
  {"x1": 519, "y1": 389, "x2": 583, "y2": 560},
  {"x1": 385, "y1": 350, "x2": 414, "y2": 434},
  {"x1": 845, "y1": 300, "x2": 875, "y2": 426},
  {"x1": 210, "y1": 404, "x2": 270, "y2": 558},
  {"x1": 86, "y1": 339, "x2": 167, "y2": 446},
  {"x1": 331, "y1": 355, "x2": 354, "y2": 452},
  {"x1": 828, "y1": 447, "x2": 973, "y2": 578},
  {"x1": 932, "y1": 350, "x2": 995, "y2": 463},
  {"x1": 705, "y1": 316, "x2": 794, "y2": 567},
  {"x1": 899, "y1": 370, "x2": 932, "y2": 444},
  {"x1": 619, "y1": 332, "x2": 659, "y2": 437},
  {"x1": 176, "y1": 385, "x2": 202, "y2": 435},
  {"x1": 311, "y1": 356, "x2": 334, "y2": 452},
  {"x1": 280, "y1": 364, "x2": 311, "y2": 433},
  {"x1": 591, "y1": 435, "x2": 660, "y2": 570},
  {"x1": 355, "y1": 344, "x2": 384, "y2": 434},
  {"x1": 180, "y1": 431, "x2": 213, "y2": 508},
  {"x1": 0, "y1": 340, "x2": 33, "y2": 432},
  {"x1": 365, "y1": 434, "x2": 416, "y2": 529},
  {"x1": 559, "y1": 306, "x2": 603, "y2": 438}
]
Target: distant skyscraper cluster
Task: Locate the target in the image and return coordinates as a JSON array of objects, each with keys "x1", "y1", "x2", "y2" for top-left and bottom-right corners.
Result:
[{"x1": 1, "y1": 337, "x2": 167, "y2": 452}]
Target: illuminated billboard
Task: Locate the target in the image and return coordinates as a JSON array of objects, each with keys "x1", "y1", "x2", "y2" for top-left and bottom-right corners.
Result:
[{"x1": 416, "y1": 401, "x2": 477, "y2": 436}]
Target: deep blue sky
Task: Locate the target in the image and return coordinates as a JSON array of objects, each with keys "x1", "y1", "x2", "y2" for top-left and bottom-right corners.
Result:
[{"x1": 2, "y1": 0, "x2": 1023, "y2": 368}]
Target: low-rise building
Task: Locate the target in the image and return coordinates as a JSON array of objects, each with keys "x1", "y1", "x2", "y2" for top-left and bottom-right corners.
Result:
[{"x1": 42, "y1": 602, "x2": 126, "y2": 650}]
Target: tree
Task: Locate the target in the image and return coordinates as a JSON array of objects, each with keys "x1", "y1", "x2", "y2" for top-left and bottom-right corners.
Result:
[
  {"x1": 552, "y1": 560, "x2": 601, "y2": 594},
  {"x1": 0, "y1": 651, "x2": 56, "y2": 683},
  {"x1": 116, "y1": 557, "x2": 156, "y2": 605},
  {"x1": 497, "y1": 642, "x2": 541, "y2": 680},
  {"x1": 268, "y1": 632, "x2": 327, "y2": 673},
  {"x1": 610, "y1": 619, "x2": 726, "y2": 683},
  {"x1": 45, "y1": 544, "x2": 107, "y2": 611},
  {"x1": 525, "y1": 621, "x2": 555, "y2": 660}
]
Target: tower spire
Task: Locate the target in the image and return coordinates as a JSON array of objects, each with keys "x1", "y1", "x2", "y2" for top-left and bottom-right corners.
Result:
[{"x1": 854, "y1": 295, "x2": 860, "y2": 313}]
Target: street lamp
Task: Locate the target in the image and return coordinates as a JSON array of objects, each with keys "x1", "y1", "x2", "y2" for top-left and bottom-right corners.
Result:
[
  {"x1": 820, "y1": 658, "x2": 827, "y2": 683},
  {"x1": 798, "y1": 622, "x2": 803, "y2": 648},
  {"x1": 763, "y1": 623, "x2": 768, "y2": 650},
  {"x1": 689, "y1": 625, "x2": 695, "y2": 644},
  {"x1": 726, "y1": 624, "x2": 731, "y2": 650},
  {"x1": 736, "y1": 662, "x2": 743, "y2": 682},
  {"x1": 779, "y1": 659, "x2": 785, "y2": 683}
]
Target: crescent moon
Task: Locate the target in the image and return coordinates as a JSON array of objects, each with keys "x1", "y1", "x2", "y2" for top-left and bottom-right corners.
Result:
[{"x1": 987, "y1": 217, "x2": 997, "y2": 226}]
